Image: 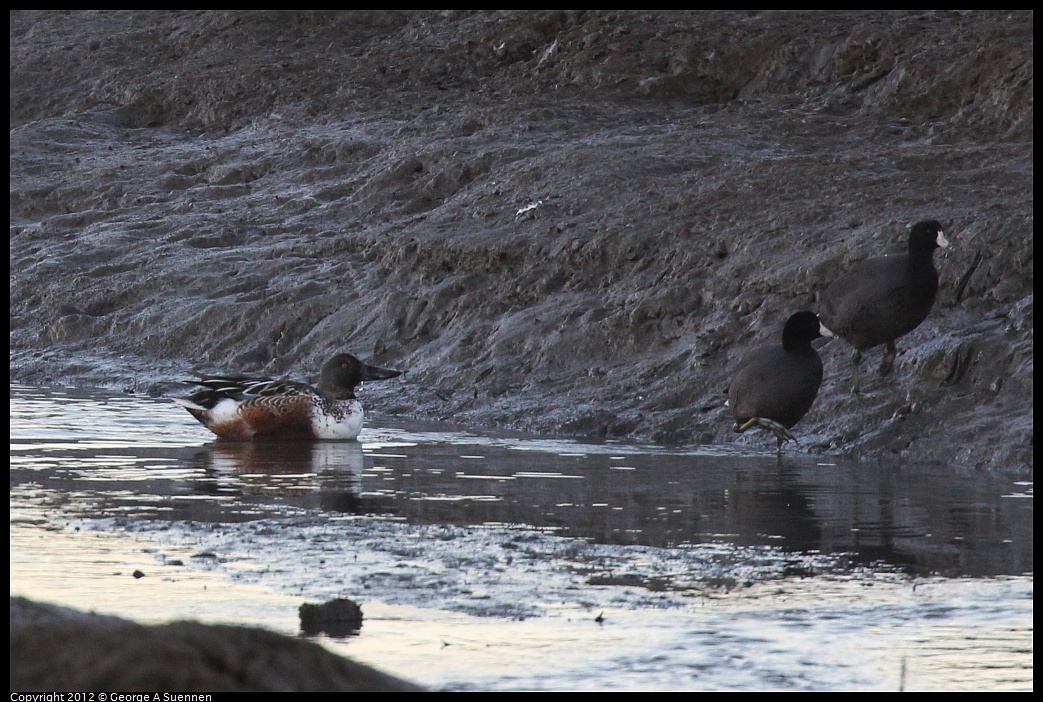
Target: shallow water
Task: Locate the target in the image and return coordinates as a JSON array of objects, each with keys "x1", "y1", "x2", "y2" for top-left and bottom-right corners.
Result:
[{"x1": 9, "y1": 384, "x2": 1033, "y2": 691}]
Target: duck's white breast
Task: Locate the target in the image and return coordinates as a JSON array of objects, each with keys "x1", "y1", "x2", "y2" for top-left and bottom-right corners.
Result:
[{"x1": 311, "y1": 399, "x2": 364, "y2": 440}]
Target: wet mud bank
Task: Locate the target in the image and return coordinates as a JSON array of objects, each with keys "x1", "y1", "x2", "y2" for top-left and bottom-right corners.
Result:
[
  {"x1": 9, "y1": 11, "x2": 1033, "y2": 469},
  {"x1": 10, "y1": 596, "x2": 424, "y2": 691}
]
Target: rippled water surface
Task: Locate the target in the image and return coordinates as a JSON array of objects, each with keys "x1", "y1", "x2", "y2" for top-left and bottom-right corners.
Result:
[{"x1": 9, "y1": 384, "x2": 1033, "y2": 691}]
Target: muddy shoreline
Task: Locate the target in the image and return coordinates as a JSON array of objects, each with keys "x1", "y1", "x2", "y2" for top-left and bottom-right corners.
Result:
[{"x1": 10, "y1": 11, "x2": 1033, "y2": 469}]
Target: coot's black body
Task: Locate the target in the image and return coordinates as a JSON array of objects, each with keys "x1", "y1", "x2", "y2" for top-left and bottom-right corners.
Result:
[
  {"x1": 819, "y1": 219, "x2": 949, "y2": 392},
  {"x1": 728, "y1": 310, "x2": 830, "y2": 451}
]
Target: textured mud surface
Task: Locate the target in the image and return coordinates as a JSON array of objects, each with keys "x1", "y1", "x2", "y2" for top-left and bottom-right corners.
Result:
[
  {"x1": 9, "y1": 11, "x2": 1033, "y2": 469},
  {"x1": 10, "y1": 597, "x2": 424, "y2": 691}
]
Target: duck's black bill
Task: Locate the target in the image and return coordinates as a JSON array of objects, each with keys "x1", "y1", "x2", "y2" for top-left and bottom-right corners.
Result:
[{"x1": 360, "y1": 363, "x2": 404, "y2": 382}]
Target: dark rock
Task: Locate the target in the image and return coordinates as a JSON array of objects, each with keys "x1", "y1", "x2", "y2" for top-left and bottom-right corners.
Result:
[{"x1": 299, "y1": 597, "x2": 365, "y2": 637}]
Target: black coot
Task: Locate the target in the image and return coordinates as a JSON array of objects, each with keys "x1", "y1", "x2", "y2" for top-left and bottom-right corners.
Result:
[
  {"x1": 818, "y1": 219, "x2": 949, "y2": 393},
  {"x1": 727, "y1": 310, "x2": 831, "y2": 452}
]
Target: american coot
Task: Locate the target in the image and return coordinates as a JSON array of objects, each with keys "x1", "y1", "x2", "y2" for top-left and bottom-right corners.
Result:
[
  {"x1": 818, "y1": 219, "x2": 950, "y2": 393},
  {"x1": 727, "y1": 310, "x2": 832, "y2": 452}
]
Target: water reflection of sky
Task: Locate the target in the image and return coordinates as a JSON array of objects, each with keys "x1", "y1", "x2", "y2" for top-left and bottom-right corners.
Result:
[{"x1": 10, "y1": 384, "x2": 1032, "y2": 578}]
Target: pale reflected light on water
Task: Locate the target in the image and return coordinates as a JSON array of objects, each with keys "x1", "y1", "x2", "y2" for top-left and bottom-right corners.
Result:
[{"x1": 9, "y1": 384, "x2": 1033, "y2": 691}]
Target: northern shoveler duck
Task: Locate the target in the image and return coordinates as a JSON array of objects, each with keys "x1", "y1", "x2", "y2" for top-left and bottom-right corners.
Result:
[{"x1": 175, "y1": 353, "x2": 403, "y2": 441}]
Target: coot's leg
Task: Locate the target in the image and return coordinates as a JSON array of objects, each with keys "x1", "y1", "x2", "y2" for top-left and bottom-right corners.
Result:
[
  {"x1": 879, "y1": 341, "x2": 897, "y2": 377},
  {"x1": 735, "y1": 417, "x2": 798, "y2": 453},
  {"x1": 851, "y1": 348, "x2": 863, "y2": 394}
]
